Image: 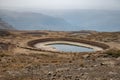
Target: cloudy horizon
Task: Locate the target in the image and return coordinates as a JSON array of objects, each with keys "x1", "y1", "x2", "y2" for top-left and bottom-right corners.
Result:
[{"x1": 0, "y1": 0, "x2": 120, "y2": 10}]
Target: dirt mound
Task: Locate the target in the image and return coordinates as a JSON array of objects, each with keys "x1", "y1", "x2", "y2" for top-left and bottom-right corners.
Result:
[{"x1": 0, "y1": 30, "x2": 11, "y2": 37}]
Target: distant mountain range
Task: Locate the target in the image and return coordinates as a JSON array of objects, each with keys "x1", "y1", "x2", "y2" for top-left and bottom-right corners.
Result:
[
  {"x1": 0, "y1": 18, "x2": 14, "y2": 30},
  {"x1": 0, "y1": 9, "x2": 120, "y2": 31},
  {"x1": 0, "y1": 10, "x2": 71, "y2": 30},
  {"x1": 41, "y1": 10, "x2": 120, "y2": 31}
]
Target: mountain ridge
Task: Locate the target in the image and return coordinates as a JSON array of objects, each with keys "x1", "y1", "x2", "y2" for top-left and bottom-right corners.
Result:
[{"x1": 0, "y1": 9, "x2": 71, "y2": 30}]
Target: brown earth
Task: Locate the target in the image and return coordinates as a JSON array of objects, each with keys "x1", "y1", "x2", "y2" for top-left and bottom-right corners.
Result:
[{"x1": 0, "y1": 30, "x2": 120, "y2": 80}]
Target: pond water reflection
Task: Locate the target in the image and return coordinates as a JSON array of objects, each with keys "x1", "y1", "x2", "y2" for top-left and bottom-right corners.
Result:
[{"x1": 48, "y1": 44, "x2": 94, "y2": 52}]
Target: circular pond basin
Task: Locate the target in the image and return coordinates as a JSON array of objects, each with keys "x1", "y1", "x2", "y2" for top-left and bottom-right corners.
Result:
[{"x1": 34, "y1": 41, "x2": 103, "y2": 52}]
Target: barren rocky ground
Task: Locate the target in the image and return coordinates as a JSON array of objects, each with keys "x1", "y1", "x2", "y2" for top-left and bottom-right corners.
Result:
[{"x1": 0, "y1": 30, "x2": 120, "y2": 80}]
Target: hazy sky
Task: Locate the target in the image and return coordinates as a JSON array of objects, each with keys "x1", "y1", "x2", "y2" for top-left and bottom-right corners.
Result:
[{"x1": 0, "y1": 0, "x2": 120, "y2": 10}]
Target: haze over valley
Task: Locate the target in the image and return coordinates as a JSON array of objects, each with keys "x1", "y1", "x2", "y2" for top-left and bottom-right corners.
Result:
[{"x1": 0, "y1": 9, "x2": 120, "y2": 31}]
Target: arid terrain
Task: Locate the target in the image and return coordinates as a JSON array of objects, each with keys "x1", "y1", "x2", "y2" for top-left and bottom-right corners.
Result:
[{"x1": 0, "y1": 30, "x2": 120, "y2": 80}]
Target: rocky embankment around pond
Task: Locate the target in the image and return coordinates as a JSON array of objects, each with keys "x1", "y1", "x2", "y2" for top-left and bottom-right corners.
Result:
[{"x1": 0, "y1": 30, "x2": 120, "y2": 80}]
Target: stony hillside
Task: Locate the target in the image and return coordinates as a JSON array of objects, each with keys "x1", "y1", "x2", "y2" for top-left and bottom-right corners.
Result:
[
  {"x1": 0, "y1": 30, "x2": 120, "y2": 80},
  {"x1": 0, "y1": 18, "x2": 14, "y2": 30}
]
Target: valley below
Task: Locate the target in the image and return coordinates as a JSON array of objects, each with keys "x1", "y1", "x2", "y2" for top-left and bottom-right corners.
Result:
[{"x1": 0, "y1": 30, "x2": 120, "y2": 80}]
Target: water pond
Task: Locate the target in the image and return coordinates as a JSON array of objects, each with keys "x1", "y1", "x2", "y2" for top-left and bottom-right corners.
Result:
[{"x1": 48, "y1": 44, "x2": 94, "y2": 52}]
